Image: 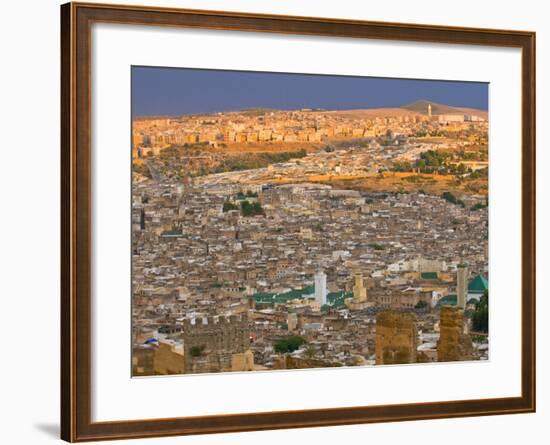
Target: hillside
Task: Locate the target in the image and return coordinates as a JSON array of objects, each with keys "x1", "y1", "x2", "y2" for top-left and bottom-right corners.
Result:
[
  {"x1": 135, "y1": 101, "x2": 487, "y2": 121},
  {"x1": 402, "y1": 100, "x2": 487, "y2": 118},
  {"x1": 320, "y1": 108, "x2": 419, "y2": 118}
]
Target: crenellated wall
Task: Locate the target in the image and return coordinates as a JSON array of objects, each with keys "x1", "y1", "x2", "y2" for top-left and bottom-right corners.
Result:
[{"x1": 183, "y1": 314, "x2": 250, "y2": 373}]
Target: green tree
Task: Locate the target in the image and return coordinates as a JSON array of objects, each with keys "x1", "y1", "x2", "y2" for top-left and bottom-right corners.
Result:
[
  {"x1": 241, "y1": 200, "x2": 264, "y2": 217},
  {"x1": 470, "y1": 202, "x2": 487, "y2": 211},
  {"x1": 442, "y1": 191, "x2": 465, "y2": 207},
  {"x1": 415, "y1": 300, "x2": 428, "y2": 310},
  {"x1": 368, "y1": 243, "x2": 385, "y2": 251},
  {"x1": 274, "y1": 336, "x2": 306, "y2": 354},
  {"x1": 189, "y1": 345, "x2": 205, "y2": 357},
  {"x1": 222, "y1": 201, "x2": 239, "y2": 212},
  {"x1": 472, "y1": 290, "x2": 489, "y2": 333}
]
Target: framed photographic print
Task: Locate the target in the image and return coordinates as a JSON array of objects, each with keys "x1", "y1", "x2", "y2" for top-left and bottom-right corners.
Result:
[{"x1": 60, "y1": 2, "x2": 536, "y2": 442}]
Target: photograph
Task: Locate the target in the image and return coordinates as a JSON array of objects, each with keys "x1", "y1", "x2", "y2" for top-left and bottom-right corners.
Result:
[
  {"x1": 1, "y1": 0, "x2": 542, "y2": 443},
  {"x1": 131, "y1": 67, "x2": 490, "y2": 376}
]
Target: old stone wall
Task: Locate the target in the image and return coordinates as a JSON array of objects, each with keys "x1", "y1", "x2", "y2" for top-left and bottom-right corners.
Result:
[
  {"x1": 437, "y1": 306, "x2": 473, "y2": 362},
  {"x1": 132, "y1": 346, "x2": 154, "y2": 376},
  {"x1": 153, "y1": 342, "x2": 185, "y2": 375},
  {"x1": 282, "y1": 356, "x2": 342, "y2": 369},
  {"x1": 375, "y1": 311, "x2": 418, "y2": 365},
  {"x1": 183, "y1": 314, "x2": 250, "y2": 373},
  {"x1": 231, "y1": 350, "x2": 255, "y2": 371}
]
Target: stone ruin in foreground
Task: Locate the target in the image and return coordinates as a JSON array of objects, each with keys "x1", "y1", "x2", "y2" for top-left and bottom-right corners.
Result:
[
  {"x1": 375, "y1": 306, "x2": 474, "y2": 366},
  {"x1": 183, "y1": 314, "x2": 253, "y2": 374}
]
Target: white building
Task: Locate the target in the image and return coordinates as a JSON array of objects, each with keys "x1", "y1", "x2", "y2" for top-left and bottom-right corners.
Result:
[{"x1": 314, "y1": 270, "x2": 327, "y2": 306}]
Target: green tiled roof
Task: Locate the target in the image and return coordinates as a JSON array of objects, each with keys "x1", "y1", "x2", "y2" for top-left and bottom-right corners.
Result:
[
  {"x1": 468, "y1": 275, "x2": 488, "y2": 293},
  {"x1": 279, "y1": 286, "x2": 314, "y2": 300},
  {"x1": 421, "y1": 271, "x2": 438, "y2": 280},
  {"x1": 437, "y1": 294, "x2": 457, "y2": 307},
  {"x1": 437, "y1": 294, "x2": 483, "y2": 307},
  {"x1": 327, "y1": 291, "x2": 352, "y2": 308},
  {"x1": 253, "y1": 287, "x2": 350, "y2": 307},
  {"x1": 253, "y1": 286, "x2": 314, "y2": 305},
  {"x1": 160, "y1": 230, "x2": 183, "y2": 237}
]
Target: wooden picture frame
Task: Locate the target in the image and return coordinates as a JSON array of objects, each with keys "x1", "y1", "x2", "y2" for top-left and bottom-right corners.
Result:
[{"x1": 61, "y1": 2, "x2": 536, "y2": 442}]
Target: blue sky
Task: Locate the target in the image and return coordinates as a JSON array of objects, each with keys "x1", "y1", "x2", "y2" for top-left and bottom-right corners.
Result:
[{"x1": 132, "y1": 66, "x2": 488, "y2": 117}]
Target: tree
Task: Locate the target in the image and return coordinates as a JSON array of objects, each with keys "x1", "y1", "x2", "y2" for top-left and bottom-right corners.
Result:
[
  {"x1": 274, "y1": 336, "x2": 306, "y2": 354},
  {"x1": 222, "y1": 201, "x2": 239, "y2": 212},
  {"x1": 442, "y1": 191, "x2": 465, "y2": 207},
  {"x1": 304, "y1": 345, "x2": 317, "y2": 359},
  {"x1": 442, "y1": 191, "x2": 458, "y2": 203},
  {"x1": 415, "y1": 300, "x2": 428, "y2": 310},
  {"x1": 241, "y1": 200, "x2": 264, "y2": 217},
  {"x1": 392, "y1": 161, "x2": 413, "y2": 172},
  {"x1": 189, "y1": 345, "x2": 205, "y2": 357},
  {"x1": 368, "y1": 243, "x2": 385, "y2": 251},
  {"x1": 470, "y1": 202, "x2": 487, "y2": 211},
  {"x1": 472, "y1": 290, "x2": 489, "y2": 333}
]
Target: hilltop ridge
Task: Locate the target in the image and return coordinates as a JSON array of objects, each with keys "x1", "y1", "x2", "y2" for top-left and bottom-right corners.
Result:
[
  {"x1": 133, "y1": 99, "x2": 487, "y2": 120},
  {"x1": 402, "y1": 100, "x2": 487, "y2": 118}
]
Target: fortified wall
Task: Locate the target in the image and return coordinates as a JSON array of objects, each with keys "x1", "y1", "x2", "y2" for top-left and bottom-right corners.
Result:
[
  {"x1": 273, "y1": 355, "x2": 343, "y2": 370},
  {"x1": 375, "y1": 311, "x2": 418, "y2": 365},
  {"x1": 183, "y1": 314, "x2": 251, "y2": 374},
  {"x1": 132, "y1": 342, "x2": 185, "y2": 376},
  {"x1": 437, "y1": 306, "x2": 473, "y2": 362}
]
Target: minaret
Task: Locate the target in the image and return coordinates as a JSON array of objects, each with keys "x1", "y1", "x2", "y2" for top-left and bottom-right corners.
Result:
[
  {"x1": 314, "y1": 269, "x2": 327, "y2": 306},
  {"x1": 428, "y1": 103, "x2": 432, "y2": 118},
  {"x1": 353, "y1": 273, "x2": 368, "y2": 303},
  {"x1": 457, "y1": 264, "x2": 468, "y2": 309}
]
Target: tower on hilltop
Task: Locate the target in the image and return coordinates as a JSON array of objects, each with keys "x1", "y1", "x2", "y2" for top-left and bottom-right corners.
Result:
[{"x1": 428, "y1": 103, "x2": 432, "y2": 118}]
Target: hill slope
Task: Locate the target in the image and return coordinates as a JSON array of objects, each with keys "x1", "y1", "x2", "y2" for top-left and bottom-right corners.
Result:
[{"x1": 402, "y1": 100, "x2": 487, "y2": 118}]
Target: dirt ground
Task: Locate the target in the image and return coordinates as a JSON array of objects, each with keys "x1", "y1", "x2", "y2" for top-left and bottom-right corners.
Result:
[{"x1": 269, "y1": 171, "x2": 488, "y2": 197}]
